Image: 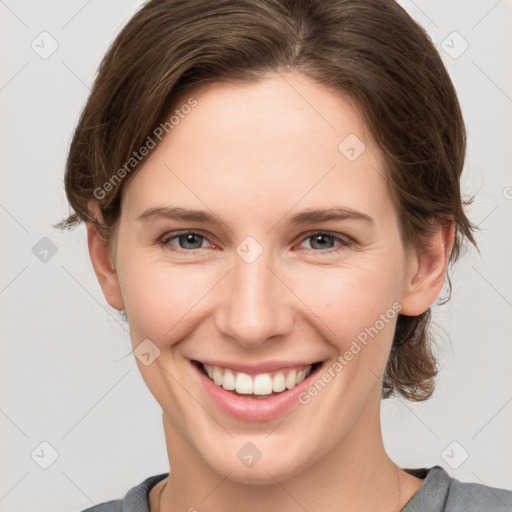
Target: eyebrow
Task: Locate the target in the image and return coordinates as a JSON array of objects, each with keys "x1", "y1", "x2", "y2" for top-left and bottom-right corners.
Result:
[
  {"x1": 136, "y1": 206, "x2": 374, "y2": 226},
  {"x1": 137, "y1": 206, "x2": 225, "y2": 226}
]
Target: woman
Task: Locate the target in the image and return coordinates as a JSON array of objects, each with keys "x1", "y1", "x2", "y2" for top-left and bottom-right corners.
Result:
[{"x1": 56, "y1": 0, "x2": 512, "y2": 510}]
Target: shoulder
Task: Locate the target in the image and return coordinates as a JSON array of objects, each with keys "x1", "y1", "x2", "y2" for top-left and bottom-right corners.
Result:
[
  {"x1": 76, "y1": 473, "x2": 169, "y2": 512},
  {"x1": 445, "y1": 473, "x2": 512, "y2": 512},
  {"x1": 402, "y1": 466, "x2": 512, "y2": 512},
  {"x1": 79, "y1": 499, "x2": 123, "y2": 512}
]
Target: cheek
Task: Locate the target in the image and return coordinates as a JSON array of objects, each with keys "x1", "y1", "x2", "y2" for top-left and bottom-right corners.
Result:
[
  {"x1": 285, "y1": 260, "x2": 404, "y2": 394},
  {"x1": 118, "y1": 258, "x2": 218, "y2": 345},
  {"x1": 291, "y1": 262, "x2": 401, "y2": 342}
]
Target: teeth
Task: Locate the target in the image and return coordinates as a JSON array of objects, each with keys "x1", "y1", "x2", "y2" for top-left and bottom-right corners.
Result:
[
  {"x1": 202, "y1": 363, "x2": 313, "y2": 396},
  {"x1": 236, "y1": 373, "x2": 254, "y2": 394},
  {"x1": 285, "y1": 369, "x2": 297, "y2": 390}
]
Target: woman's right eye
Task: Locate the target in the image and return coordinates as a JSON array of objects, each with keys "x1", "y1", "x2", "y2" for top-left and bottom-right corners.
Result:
[{"x1": 158, "y1": 231, "x2": 214, "y2": 253}]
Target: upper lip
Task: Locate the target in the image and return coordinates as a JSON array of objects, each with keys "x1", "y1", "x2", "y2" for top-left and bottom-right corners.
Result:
[{"x1": 192, "y1": 359, "x2": 322, "y2": 375}]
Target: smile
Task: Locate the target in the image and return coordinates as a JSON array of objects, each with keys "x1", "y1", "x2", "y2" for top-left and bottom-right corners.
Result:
[
  {"x1": 190, "y1": 359, "x2": 325, "y2": 421},
  {"x1": 201, "y1": 362, "x2": 314, "y2": 397}
]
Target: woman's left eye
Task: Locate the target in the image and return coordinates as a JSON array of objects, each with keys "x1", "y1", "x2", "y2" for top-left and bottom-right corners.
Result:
[
  {"x1": 297, "y1": 232, "x2": 352, "y2": 252},
  {"x1": 158, "y1": 230, "x2": 352, "y2": 254}
]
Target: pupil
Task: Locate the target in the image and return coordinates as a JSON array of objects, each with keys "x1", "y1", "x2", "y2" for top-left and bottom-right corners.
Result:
[
  {"x1": 180, "y1": 234, "x2": 202, "y2": 249},
  {"x1": 312, "y1": 234, "x2": 333, "y2": 249}
]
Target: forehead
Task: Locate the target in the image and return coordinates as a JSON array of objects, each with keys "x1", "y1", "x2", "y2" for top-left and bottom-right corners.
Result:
[
  {"x1": 121, "y1": 73, "x2": 393, "y2": 225},
  {"x1": 166, "y1": 73, "x2": 373, "y2": 159}
]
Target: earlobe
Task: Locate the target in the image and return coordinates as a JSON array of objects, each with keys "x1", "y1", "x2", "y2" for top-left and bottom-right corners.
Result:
[
  {"x1": 399, "y1": 218, "x2": 455, "y2": 316},
  {"x1": 86, "y1": 215, "x2": 125, "y2": 312}
]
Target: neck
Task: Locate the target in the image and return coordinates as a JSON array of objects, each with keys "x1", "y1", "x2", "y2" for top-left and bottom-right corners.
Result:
[{"x1": 154, "y1": 393, "x2": 423, "y2": 512}]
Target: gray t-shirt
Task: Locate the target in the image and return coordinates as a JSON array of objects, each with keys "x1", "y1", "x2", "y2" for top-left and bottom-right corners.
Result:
[{"x1": 79, "y1": 466, "x2": 512, "y2": 511}]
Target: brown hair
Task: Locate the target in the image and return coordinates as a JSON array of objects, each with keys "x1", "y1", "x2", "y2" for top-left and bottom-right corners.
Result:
[{"x1": 55, "y1": 0, "x2": 479, "y2": 401}]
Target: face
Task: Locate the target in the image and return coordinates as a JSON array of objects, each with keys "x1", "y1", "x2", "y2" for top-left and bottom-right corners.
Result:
[{"x1": 90, "y1": 72, "x2": 438, "y2": 484}]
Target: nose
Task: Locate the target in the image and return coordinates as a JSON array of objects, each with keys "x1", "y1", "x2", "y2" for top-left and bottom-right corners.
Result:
[{"x1": 214, "y1": 248, "x2": 294, "y2": 348}]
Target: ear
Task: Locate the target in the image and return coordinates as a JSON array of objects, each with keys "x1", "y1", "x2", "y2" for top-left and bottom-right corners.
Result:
[
  {"x1": 399, "y1": 217, "x2": 455, "y2": 316},
  {"x1": 86, "y1": 202, "x2": 125, "y2": 311}
]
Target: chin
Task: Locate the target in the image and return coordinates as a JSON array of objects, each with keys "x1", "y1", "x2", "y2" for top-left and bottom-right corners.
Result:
[
  {"x1": 214, "y1": 460, "x2": 303, "y2": 486},
  {"x1": 201, "y1": 439, "x2": 320, "y2": 486}
]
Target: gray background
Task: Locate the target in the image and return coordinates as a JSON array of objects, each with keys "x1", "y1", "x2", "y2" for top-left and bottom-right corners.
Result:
[{"x1": 1, "y1": 1, "x2": 511, "y2": 510}]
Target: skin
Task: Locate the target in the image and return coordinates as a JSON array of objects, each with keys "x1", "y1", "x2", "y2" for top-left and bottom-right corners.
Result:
[{"x1": 87, "y1": 72, "x2": 454, "y2": 511}]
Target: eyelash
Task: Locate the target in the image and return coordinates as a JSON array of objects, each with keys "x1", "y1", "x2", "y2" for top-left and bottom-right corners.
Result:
[{"x1": 157, "y1": 230, "x2": 353, "y2": 255}]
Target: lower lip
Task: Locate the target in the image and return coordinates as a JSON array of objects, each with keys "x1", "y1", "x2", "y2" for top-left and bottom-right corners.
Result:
[{"x1": 190, "y1": 360, "x2": 324, "y2": 422}]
